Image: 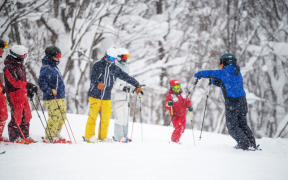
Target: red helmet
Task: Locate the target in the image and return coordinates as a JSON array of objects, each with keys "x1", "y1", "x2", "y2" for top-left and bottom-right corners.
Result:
[{"x1": 169, "y1": 79, "x2": 180, "y2": 86}]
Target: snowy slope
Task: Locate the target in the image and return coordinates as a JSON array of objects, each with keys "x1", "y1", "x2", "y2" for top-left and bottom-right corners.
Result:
[{"x1": 0, "y1": 111, "x2": 287, "y2": 180}]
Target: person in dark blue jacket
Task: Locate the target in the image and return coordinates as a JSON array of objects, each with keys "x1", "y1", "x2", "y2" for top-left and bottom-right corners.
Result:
[
  {"x1": 194, "y1": 53, "x2": 256, "y2": 150},
  {"x1": 38, "y1": 46, "x2": 70, "y2": 144},
  {"x1": 84, "y1": 47, "x2": 142, "y2": 143}
]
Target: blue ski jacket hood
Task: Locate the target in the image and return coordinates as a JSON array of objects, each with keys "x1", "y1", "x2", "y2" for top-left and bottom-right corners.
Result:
[
  {"x1": 194, "y1": 64, "x2": 246, "y2": 98},
  {"x1": 38, "y1": 56, "x2": 65, "y2": 100},
  {"x1": 88, "y1": 58, "x2": 139, "y2": 100}
]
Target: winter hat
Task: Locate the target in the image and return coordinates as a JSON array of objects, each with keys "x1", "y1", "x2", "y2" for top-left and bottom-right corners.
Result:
[
  {"x1": 0, "y1": 39, "x2": 8, "y2": 49},
  {"x1": 45, "y1": 46, "x2": 61, "y2": 60}
]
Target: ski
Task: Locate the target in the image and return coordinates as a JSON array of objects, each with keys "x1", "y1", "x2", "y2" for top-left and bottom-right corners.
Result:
[
  {"x1": 0, "y1": 151, "x2": 5, "y2": 154},
  {"x1": 82, "y1": 136, "x2": 101, "y2": 143},
  {"x1": 234, "y1": 144, "x2": 262, "y2": 151}
]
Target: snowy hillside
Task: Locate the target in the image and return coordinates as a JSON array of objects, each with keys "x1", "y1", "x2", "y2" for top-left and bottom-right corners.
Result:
[{"x1": 0, "y1": 112, "x2": 287, "y2": 180}]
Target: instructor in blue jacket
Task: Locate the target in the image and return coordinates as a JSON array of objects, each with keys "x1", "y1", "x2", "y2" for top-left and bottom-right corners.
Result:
[{"x1": 195, "y1": 53, "x2": 256, "y2": 150}]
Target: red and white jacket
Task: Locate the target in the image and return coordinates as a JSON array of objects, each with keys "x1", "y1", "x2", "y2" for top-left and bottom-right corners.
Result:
[{"x1": 165, "y1": 89, "x2": 192, "y2": 117}]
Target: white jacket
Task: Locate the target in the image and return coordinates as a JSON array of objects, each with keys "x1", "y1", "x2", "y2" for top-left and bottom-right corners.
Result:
[{"x1": 111, "y1": 60, "x2": 130, "y2": 102}]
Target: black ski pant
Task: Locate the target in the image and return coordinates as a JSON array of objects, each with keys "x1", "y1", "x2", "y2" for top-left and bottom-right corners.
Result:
[{"x1": 225, "y1": 110, "x2": 256, "y2": 149}]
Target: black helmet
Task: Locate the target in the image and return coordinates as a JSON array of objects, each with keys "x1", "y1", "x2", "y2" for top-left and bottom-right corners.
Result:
[{"x1": 45, "y1": 46, "x2": 61, "y2": 60}]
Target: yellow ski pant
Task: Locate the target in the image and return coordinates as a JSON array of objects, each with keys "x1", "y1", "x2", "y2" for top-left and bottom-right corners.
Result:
[
  {"x1": 84, "y1": 97, "x2": 111, "y2": 140},
  {"x1": 44, "y1": 98, "x2": 66, "y2": 141}
]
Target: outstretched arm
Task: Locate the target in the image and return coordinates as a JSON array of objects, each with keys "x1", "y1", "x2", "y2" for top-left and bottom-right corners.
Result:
[
  {"x1": 194, "y1": 70, "x2": 222, "y2": 80},
  {"x1": 116, "y1": 67, "x2": 139, "y2": 87}
]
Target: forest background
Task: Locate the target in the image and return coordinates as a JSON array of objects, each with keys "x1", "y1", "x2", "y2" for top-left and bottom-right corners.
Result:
[{"x1": 0, "y1": 0, "x2": 287, "y2": 138}]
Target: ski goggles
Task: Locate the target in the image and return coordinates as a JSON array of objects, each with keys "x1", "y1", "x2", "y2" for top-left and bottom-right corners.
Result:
[
  {"x1": 55, "y1": 53, "x2": 61, "y2": 58},
  {"x1": 120, "y1": 54, "x2": 129, "y2": 60},
  {"x1": 10, "y1": 50, "x2": 27, "y2": 59},
  {"x1": 3, "y1": 42, "x2": 8, "y2": 49},
  {"x1": 172, "y1": 85, "x2": 181, "y2": 89},
  {"x1": 107, "y1": 55, "x2": 116, "y2": 61}
]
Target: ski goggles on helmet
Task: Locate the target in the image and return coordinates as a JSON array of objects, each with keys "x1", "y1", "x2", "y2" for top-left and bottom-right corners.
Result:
[
  {"x1": 3, "y1": 42, "x2": 8, "y2": 49},
  {"x1": 172, "y1": 85, "x2": 181, "y2": 89},
  {"x1": 120, "y1": 54, "x2": 129, "y2": 60},
  {"x1": 10, "y1": 50, "x2": 27, "y2": 59},
  {"x1": 107, "y1": 55, "x2": 116, "y2": 61},
  {"x1": 55, "y1": 53, "x2": 61, "y2": 58}
]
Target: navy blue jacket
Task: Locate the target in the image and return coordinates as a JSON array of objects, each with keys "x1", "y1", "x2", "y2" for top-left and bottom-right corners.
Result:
[
  {"x1": 195, "y1": 64, "x2": 247, "y2": 112},
  {"x1": 38, "y1": 57, "x2": 65, "y2": 100},
  {"x1": 88, "y1": 58, "x2": 139, "y2": 100}
]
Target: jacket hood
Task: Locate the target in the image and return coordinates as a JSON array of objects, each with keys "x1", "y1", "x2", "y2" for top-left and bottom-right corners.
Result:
[
  {"x1": 42, "y1": 56, "x2": 58, "y2": 66},
  {"x1": 4, "y1": 55, "x2": 23, "y2": 66},
  {"x1": 224, "y1": 64, "x2": 240, "y2": 75}
]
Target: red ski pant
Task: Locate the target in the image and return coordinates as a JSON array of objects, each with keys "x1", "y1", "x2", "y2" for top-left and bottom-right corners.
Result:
[
  {"x1": 171, "y1": 116, "x2": 186, "y2": 142},
  {"x1": 0, "y1": 94, "x2": 8, "y2": 137}
]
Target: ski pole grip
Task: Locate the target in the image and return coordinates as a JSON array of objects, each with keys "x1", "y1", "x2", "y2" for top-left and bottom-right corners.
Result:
[{"x1": 194, "y1": 79, "x2": 199, "y2": 85}]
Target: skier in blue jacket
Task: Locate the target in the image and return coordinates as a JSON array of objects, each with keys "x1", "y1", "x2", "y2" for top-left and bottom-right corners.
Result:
[
  {"x1": 38, "y1": 46, "x2": 69, "y2": 144},
  {"x1": 194, "y1": 53, "x2": 256, "y2": 150}
]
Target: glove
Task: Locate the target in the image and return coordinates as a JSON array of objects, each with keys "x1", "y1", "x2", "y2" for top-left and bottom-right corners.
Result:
[
  {"x1": 97, "y1": 83, "x2": 105, "y2": 90},
  {"x1": 122, "y1": 86, "x2": 130, "y2": 93},
  {"x1": 167, "y1": 100, "x2": 173, "y2": 106},
  {"x1": 26, "y1": 83, "x2": 38, "y2": 99},
  {"x1": 2, "y1": 86, "x2": 5, "y2": 94},
  {"x1": 188, "y1": 106, "x2": 193, "y2": 112},
  {"x1": 134, "y1": 85, "x2": 143, "y2": 95}
]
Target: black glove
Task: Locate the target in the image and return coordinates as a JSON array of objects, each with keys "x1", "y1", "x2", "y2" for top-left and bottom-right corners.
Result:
[
  {"x1": 188, "y1": 106, "x2": 193, "y2": 112},
  {"x1": 122, "y1": 86, "x2": 130, "y2": 93},
  {"x1": 2, "y1": 86, "x2": 5, "y2": 94},
  {"x1": 26, "y1": 83, "x2": 38, "y2": 99}
]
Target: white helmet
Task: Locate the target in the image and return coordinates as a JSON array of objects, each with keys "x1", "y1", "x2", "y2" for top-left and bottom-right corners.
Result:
[
  {"x1": 10, "y1": 45, "x2": 28, "y2": 61},
  {"x1": 117, "y1": 48, "x2": 129, "y2": 65},
  {"x1": 105, "y1": 47, "x2": 118, "y2": 64}
]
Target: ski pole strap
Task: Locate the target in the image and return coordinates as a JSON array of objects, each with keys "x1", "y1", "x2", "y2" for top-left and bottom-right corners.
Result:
[
  {"x1": 171, "y1": 106, "x2": 173, "y2": 116},
  {"x1": 190, "y1": 111, "x2": 193, "y2": 122}
]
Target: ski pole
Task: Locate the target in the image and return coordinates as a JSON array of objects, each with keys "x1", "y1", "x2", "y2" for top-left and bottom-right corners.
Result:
[
  {"x1": 131, "y1": 95, "x2": 138, "y2": 139},
  {"x1": 29, "y1": 97, "x2": 53, "y2": 143},
  {"x1": 190, "y1": 111, "x2": 195, "y2": 146},
  {"x1": 5, "y1": 99, "x2": 28, "y2": 145},
  {"x1": 139, "y1": 93, "x2": 143, "y2": 141},
  {"x1": 53, "y1": 96, "x2": 74, "y2": 143},
  {"x1": 35, "y1": 93, "x2": 53, "y2": 143},
  {"x1": 199, "y1": 79, "x2": 212, "y2": 140},
  {"x1": 99, "y1": 91, "x2": 103, "y2": 140}
]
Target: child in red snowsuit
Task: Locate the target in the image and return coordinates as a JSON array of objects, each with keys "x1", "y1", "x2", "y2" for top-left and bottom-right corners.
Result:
[
  {"x1": 0, "y1": 39, "x2": 9, "y2": 142},
  {"x1": 165, "y1": 79, "x2": 193, "y2": 143}
]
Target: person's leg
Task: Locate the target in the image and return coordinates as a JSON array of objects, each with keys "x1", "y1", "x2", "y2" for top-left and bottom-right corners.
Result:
[
  {"x1": 98, "y1": 99, "x2": 111, "y2": 140},
  {"x1": 238, "y1": 112, "x2": 256, "y2": 147},
  {"x1": 21, "y1": 100, "x2": 32, "y2": 138},
  {"x1": 84, "y1": 97, "x2": 101, "y2": 139},
  {"x1": 226, "y1": 110, "x2": 250, "y2": 149},
  {"x1": 123, "y1": 102, "x2": 129, "y2": 139},
  {"x1": 8, "y1": 102, "x2": 23, "y2": 142},
  {"x1": 171, "y1": 117, "x2": 182, "y2": 143},
  {"x1": 113, "y1": 101, "x2": 125, "y2": 141},
  {"x1": 0, "y1": 96, "x2": 8, "y2": 138},
  {"x1": 54, "y1": 99, "x2": 66, "y2": 138}
]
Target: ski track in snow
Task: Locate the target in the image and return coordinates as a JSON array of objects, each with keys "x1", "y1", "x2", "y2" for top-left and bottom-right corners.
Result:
[{"x1": 0, "y1": 111, "x2": 287, "y2": 180}]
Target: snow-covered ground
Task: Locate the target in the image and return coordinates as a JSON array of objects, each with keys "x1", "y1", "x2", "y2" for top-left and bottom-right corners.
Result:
[{"x1": 0, "y1": 111, "x2": 287, "y2": 180}]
